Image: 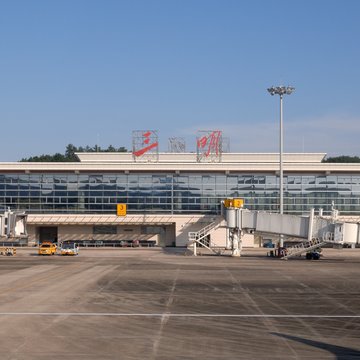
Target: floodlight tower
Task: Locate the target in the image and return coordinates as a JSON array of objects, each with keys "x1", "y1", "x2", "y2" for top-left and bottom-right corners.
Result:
[{"x1": 267, "y1": 85, "x2": 295, "y2": 247}]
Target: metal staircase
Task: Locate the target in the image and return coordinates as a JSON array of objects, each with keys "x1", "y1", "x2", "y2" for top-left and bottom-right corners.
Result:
[
  {"x1": 281, "y1": 238, "x2": 325, "y2": 259},
  {"x1": 280, "y1": 230, "x2": 338, "y2": 260},
  {"x1": 188, "y1": 221, "x2": 221, "y2": 255}
]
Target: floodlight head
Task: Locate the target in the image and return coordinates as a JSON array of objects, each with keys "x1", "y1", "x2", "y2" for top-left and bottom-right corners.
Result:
[
  {"x1": 267, "y1": 85, "x2": 295, "y2": 96},
  {"x1": 267, "y1": 87, "x2": 276, "y2": 96}
]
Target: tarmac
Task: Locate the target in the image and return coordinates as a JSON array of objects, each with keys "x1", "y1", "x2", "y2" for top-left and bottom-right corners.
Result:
[{"x1": 0, "y1": 247, "x2": 359, "y2": 359}]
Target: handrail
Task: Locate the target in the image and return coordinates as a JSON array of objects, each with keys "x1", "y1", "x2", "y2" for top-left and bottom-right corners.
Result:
[
  {"x1": 188, "y1": 221, "x2": 222, "y2": 255},
  {"x1": 282, "y1": 238, "x2": 327, "y2": 260},
  {"x1": 189, "y1": 221, "x2": 219, "y2": 242}
]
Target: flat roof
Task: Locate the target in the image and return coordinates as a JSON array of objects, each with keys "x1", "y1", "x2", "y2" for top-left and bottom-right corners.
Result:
[
  {"x1": 76, "y1": 152, "x2": 327, "y2": 163},
  {"x1": 0, "y1": 152, "x2": 360, "y2": 173}
]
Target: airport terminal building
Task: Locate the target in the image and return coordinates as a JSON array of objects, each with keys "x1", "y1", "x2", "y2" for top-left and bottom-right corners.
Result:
[{"x1": 1, "y1": 151, "x2": 360, "y2": 247}]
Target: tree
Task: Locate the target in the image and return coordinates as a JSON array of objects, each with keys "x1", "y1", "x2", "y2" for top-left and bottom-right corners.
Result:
[
  {"x1": 322, "y1": 156, "x2": 360, "y2": 163},
  {"x1": 20, "y1": 144, "x2": 128, "y2": 162},
  {"x1": 65, "y1": 144, "x2": 78, "y2": 161}
]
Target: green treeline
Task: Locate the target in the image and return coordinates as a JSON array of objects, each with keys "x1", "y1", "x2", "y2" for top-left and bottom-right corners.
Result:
[
  {"x1": 322, "y1": 156, "x2": 360, "y2": 163},
  {"x1": 20, "y1": 144, "x2": 127, "y2": 162}
]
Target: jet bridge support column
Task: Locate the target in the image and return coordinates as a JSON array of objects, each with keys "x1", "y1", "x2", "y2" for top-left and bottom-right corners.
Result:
[
  {"x1": 225, "y1": 206, "x2": 243, "y2": 257},
  {"x1": 308, "y1": 208, "x2": 314, "y2": 242},
  {"x1": 230, "y1": 227, "x2": 242, "y2": 257}
]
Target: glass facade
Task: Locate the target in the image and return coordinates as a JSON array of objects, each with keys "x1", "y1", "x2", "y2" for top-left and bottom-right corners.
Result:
[{"x1": 0, "y1": 173, "x2": 360, "y2": 215}]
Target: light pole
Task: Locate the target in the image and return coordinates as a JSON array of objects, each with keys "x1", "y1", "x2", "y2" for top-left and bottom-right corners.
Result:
[{"x1": 267, "y1": 85, "x2": 295, "y2": 247}]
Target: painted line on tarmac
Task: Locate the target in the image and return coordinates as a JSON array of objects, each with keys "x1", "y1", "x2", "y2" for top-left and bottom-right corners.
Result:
[{"x1": 0, "y1": 313, "x2": 359, "y2": 318}]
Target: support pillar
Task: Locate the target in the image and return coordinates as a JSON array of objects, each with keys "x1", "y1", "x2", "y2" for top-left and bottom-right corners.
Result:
[{"x1": 231, "y1": 228, "x2": 242, "y2": 257}]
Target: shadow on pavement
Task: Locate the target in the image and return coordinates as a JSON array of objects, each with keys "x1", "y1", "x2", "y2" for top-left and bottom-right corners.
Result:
[
  {"x1": 161, "y1": 247, "x2": 191, "y2": 256},
  {"x1": 272, "y1": 332, "x2": 360, "y2": 359}
]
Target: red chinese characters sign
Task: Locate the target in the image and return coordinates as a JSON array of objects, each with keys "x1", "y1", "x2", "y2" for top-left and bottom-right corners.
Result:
[
  {"x1": 196, "y1": 130, "x2": 222, "y2": 162},
  {"x1": 132, "y1": 130, "x2": 159, "y2": 161}
]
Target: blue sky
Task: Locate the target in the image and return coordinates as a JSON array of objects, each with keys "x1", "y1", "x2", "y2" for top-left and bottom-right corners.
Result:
[{"x1": 0, "y1": 0, "x2": 359, "y2": 160}]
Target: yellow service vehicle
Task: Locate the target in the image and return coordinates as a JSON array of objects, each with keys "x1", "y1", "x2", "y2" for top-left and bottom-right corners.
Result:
[{"x1": 38, "y1": 242, "x2": 57, "y2": 256}]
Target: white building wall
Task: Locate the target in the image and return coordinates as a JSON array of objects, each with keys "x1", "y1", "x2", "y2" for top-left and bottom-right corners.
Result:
[
  {"x1": 58, "y1": 225, "x2": 92, "y2": 242},
  {"x1": 242, "y1": 234, "x2": 255, "y2": 247},
  {"x1": 26, "y1": 214, "x2": 257, "y2": 248},
  {"x1": 209, "y1": 226, "x2": 227, "y2": 247},
  {"x1": 27, "y1": 225, "x2": 37, "y2": 246}
]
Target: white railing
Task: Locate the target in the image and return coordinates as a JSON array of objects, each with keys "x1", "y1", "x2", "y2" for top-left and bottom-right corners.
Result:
[
  {"x1": 188, "y1": 221, "x2": 221, "y2": 255},
  {"x1": 188, "y1": 221, "x2": 219, "y2": 242},
  {"x1": 282, "y1": 238, "x2": 327, "y2": 260}
]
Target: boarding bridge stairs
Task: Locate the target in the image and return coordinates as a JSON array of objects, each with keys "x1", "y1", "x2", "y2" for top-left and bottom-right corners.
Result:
[
  {"x1": 281, "y1": 238, "x2": 328, "y2": 260},
  {"x1": 281, "y1": 230, "x2": 336, "y2": 260},
  {"x1": 188, "y1": 221, "x2": 222, "y2": 255}
]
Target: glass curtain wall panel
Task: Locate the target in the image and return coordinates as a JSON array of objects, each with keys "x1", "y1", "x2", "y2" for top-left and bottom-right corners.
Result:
[{"x1": 0, "y1": 173, "x2": 360, "y2": 216}]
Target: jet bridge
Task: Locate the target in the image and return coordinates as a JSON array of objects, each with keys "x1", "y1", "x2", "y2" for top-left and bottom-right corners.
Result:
[
  {"x1": 225, "y1": 207, "x2": 359, "y2": 258},
  {"x1": 188, "y1": 199, "x2": 359, "y2": 258},
  {"x1": 0, "y1": 209, "x2": 28, "y2": 241}
]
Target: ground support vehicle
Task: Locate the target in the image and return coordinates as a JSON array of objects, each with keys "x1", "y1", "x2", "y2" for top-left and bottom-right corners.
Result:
[
  {"x1": 305, "y1": 249, "x2": 321, "y2": 260},
  {"x1": 60, "y1": 243, "x2": 79, "y2": 256},
  {"x1": 38, "y1": 242, "x2": 57, "y2": 255},
  {"x1": 0, "y1": 247, "x2": 16, "y2": 256}
]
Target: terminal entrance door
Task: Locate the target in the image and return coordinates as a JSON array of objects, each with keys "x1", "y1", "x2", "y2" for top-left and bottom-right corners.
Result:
[{"x1": 39, "y1": 227, "x2": 58, "y2": 244}]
